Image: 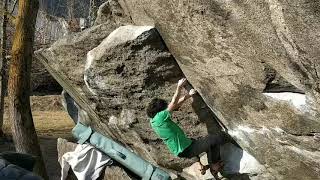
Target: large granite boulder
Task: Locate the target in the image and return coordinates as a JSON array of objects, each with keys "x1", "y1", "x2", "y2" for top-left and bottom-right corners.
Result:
[
  {"x1": 36, "y1": 0, "x2": 320, "y2": 179},
  {"x1": 36, "y1": 23, "x2": 225, "y2": 177},
  {"x1": 118, "y1": 0, "x2": 320, "y2": 179},
  {"x1": 36, "y1": 23, "x2": 272, "y2": 178},
  {"x1": 36, "y1": 13, "x2": 262, "y2": 178}
]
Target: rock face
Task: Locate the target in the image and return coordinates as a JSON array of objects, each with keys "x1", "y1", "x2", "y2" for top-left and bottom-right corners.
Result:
[
  {"x1": 36, "y1": 0, "x2": 320, "y2": 179},
  {"x1": 103, "y1": 166, "x2": 136, "y2": 180},
  {"x1": 35, "y1": 11, "x2": 69, "y2": 49},
  {"x1": 119, "y1": 0, "x2": 320, "y2": 179},
  {"x1": 38, "y1": 0, "x2": 91, "y2": 18},
  {"x1": 94, "y1": 1, "x2": 132, "y2": 26},
  {"x1": 36, "y1": 23, "x2": 219, "y2": 175}
]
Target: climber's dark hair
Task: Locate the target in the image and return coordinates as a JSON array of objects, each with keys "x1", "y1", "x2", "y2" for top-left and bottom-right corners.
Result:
[{"x1": 146, "y1": 98, "x2": 168, "y2": 118}]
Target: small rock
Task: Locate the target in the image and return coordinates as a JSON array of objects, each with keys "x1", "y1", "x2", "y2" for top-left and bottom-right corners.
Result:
[{"x1": 103, "y1": 166, "x2": 135, "y2": 180}]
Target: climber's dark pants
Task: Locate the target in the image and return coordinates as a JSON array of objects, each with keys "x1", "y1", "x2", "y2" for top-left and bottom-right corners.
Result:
[{"x1": 178, "y1": 134, "x2": 225, "y2": 164}]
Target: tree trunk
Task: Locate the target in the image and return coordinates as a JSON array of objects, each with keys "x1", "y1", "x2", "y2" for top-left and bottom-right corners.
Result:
[
  {"x1": 0, "y1": 0, "x2": 8, "y2": 137},
  {"x1": 67, "y1": 0, "x2": 75, "y2": 20},
  {"x1": 8, "y1": 0, "x2": 48, "y2": 179}
]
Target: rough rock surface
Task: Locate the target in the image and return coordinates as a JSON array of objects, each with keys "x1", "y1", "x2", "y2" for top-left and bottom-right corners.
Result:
[
  {"x1": 37, "y1": 0, "x2": 320, "y2": 179},
  {"x1": 94, "y1": 0, "x2": 132, "y2": 26},
  {"x1": 38, "y1": 23, "x2": 271, "y2": 178},
  {"x1": 36, "y1": 24, "x2": 222, "y2": 175},
  {"x1": 35, "y1": 11, "x2": 69, "y2": 49},
  {"x1": 103, "y1": 166, "x2": 136, "y2": 180},
  {"x1": 118, "y1": 0, "x2": 320, "y2": 179}
]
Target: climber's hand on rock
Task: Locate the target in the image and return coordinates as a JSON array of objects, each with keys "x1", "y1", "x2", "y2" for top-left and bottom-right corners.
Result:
[
  {"x1": 177, "y1": 78, "x2": 187, "y2": 88},
  {"x1": 189, "y1": 89, "x2": 197, "y2": 96}
]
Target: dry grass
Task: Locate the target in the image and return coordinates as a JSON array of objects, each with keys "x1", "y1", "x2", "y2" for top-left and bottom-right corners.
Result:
[
  {"x1": 3, "y1": 111, "x2": 74, "y2": 137},
  {"x1": 2, "y1": 95, "x2": 74, "y2": 137},
  {"x1": 1, "y1": 95, "x2": 74, "y2": 180}
]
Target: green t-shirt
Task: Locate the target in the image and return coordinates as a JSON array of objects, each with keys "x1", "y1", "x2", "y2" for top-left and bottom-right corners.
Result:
[{"x1": 150, "y1": 109, "x2": 192, "y2": 156}]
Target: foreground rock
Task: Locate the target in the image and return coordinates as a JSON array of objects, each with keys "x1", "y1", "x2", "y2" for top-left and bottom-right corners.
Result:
[
  {"x1": 0, "y1": 152, "x2": 42, "y2": 180},
  {"x1": 57, "y1": 138, "x2": 135, "y2": 180}
]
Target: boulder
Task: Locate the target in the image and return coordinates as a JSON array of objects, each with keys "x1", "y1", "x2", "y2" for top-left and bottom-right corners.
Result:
[
  {"x1": 36, "y1": 24, "x2": 216, "y2": 175},
  {"x1": 35, "y1": 11, "x2": 69, "y2": 49},
  {"x1": 118, "y1": 0, "x2": 320, "y2": 179},
  {"x1": 37, "y1": 0, "x2": 320, "y2": 179},
  {"x1": 37, "y1": 22, "x2": 270, "y2": 178},
  {"x1": 57, "y1": 138, "x2": 78, "y2": 165},
  {"x1": 0, "y1": 152, "x2": 42, "y2": 180}
]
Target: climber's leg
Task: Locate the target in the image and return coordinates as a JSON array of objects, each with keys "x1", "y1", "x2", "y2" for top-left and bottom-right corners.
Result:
[
  {"x1": 178, "y1": 136, "x2": 211, "y2": 174},
  {"x1": 207, "y1": 145, "x2": 219, "y2": 163},
  {"x1": 179, "y1": 134, "x2": 225, "y2": 158},
  {"x1": 206, "y1": 134, "x2": 231, "y2": 177},
  {"x1": 178, "y1": 134, "x2": 225, "y2": 174}
]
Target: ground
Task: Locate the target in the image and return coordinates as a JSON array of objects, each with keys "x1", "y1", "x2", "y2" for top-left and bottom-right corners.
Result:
[{"x1": 2, "y1": 95, "x2": 74, "y2": 180}]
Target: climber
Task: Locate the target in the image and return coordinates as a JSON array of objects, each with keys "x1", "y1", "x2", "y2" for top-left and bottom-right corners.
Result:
[{"x1": 147, "y1": 78, "x2": 228, "y2": 177}]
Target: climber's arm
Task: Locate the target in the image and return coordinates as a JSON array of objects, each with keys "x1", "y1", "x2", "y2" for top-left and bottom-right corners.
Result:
[
  {"x1": 167, "y1": 78, "x2": 187, "y2": 112},
  {"x1": 175, "y1": 89, "x2": 197, "y2": 109}
]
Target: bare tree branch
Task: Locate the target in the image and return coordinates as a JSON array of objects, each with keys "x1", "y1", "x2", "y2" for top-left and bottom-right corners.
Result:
[{"x1": 10, "y1": 0, "x2": 18, "y2": 14}]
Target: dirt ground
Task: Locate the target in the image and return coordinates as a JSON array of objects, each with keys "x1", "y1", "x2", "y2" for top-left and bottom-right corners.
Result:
[{"x1": 2, "y1": 95, "x2": 75, "y2": 180}]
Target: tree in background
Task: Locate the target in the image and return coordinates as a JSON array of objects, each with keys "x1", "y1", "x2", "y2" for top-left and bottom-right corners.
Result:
[
  {"x1": 0, "y1": 0, "x2": 18, "y2": 140},
  {"x1": 0, "y1": 0, "x2": 9, "y2": 138},
  {"x1": 8, "y1": 0, "x2": 48, "y2": 178}
]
